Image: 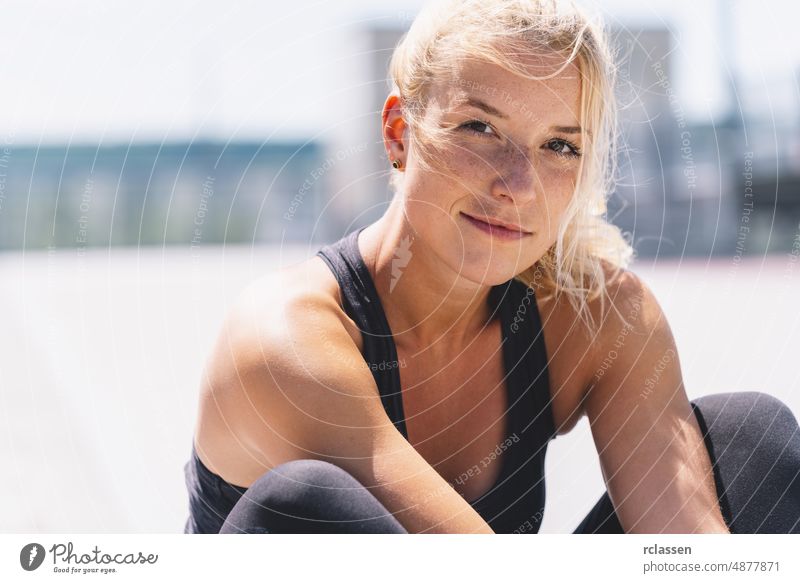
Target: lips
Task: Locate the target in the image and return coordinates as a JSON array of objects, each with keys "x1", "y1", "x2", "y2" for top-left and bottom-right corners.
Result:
[
  {"x1": 460, "y1": 212, "x2": 532, "y2": 234},
  {"x1": 460, "y1": 212, "x2": 533, "y2": 241}
]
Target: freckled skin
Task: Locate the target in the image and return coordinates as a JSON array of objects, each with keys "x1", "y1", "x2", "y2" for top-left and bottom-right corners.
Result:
[{"x1": 394, "y1": 53, "x2": 584, "y2": 286}]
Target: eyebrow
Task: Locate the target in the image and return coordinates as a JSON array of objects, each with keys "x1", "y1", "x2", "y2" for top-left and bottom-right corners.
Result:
[
  {"x1": 457, "y1": 95, "x2": 591, "y2": 137},
  {"x1": 552, "y1": 126, "x2": 587, "y2": 136},
  {"x1": 459, "y1": 96, "x2": 509, "y2": 119}
]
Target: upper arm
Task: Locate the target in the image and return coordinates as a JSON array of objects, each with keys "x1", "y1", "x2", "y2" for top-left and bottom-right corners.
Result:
[
  {"x1": 204, "y1": 278, "x2": 493, "y2": 534},
  {"x1": 583, "y1": 269, "x2": 728, "y2": 533}
]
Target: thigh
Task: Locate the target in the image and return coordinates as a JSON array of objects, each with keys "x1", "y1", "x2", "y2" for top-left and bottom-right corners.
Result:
[
  {"x1": 219, "y1": 458, "x2": 409, "y2": 534},
  {"x1": 691, "y1": 391, "x2": 800, "y2": 533}
]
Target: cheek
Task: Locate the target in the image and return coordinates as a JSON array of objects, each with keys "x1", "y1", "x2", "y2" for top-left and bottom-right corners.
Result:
[
  {"x1": 539, "y1": 165, "x2": 577, "y2": 214},
  {"x1": 402, "y1": 171, "x2": 463, "y2": 236},
  {"x1": 433, "y1": 139, "x2": 503, "y2": 183},
  {"x1": 536, "y1": 177, "x2": 575, "y2": 240}
]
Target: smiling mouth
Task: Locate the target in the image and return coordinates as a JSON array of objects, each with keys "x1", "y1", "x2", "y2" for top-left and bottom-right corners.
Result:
[{"x1": 460, "y1": 212, "x2": 533, "y2": 240}]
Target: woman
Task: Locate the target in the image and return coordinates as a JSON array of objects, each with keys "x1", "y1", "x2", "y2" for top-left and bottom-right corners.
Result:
[{"x1": 184, "y1": 0, "x2": 800, "y2": 534}]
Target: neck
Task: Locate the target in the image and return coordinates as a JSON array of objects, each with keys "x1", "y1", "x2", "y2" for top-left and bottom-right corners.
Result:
[{"x1": 357, "y1": 199, "x2": 496, "y2": 353}]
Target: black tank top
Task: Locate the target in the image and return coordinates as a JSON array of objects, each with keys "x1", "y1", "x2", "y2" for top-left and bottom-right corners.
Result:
[{"x1": 183, "y1": 226, "x2": 557, "y2": 534}]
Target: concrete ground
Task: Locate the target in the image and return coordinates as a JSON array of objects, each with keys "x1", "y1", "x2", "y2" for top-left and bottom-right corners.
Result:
[{"x1": 0, "y1": 245, "x2": 797, "y2": 533}]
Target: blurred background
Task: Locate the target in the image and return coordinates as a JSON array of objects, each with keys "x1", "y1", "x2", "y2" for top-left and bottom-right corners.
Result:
[{"x1": 0, "y1": 0, "x2": 798, "y2": 533}]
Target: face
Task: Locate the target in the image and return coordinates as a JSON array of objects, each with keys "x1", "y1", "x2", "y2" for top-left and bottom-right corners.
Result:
[{"x1": 388, "y1": 52, "x2": 585, "y2": 286}]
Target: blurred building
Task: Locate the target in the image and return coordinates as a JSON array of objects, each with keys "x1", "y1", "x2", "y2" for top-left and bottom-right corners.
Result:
[{"x1": 0, "y1": 140, "x2": 328, "y2": 251}]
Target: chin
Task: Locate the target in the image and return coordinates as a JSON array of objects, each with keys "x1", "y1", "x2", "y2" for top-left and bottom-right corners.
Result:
[
  {"x1": 449, "y1": 249, "x2": 526, "y2": 286},
  {"x1": 421, "y1": 220, "x2": 533, "y2": 285}
]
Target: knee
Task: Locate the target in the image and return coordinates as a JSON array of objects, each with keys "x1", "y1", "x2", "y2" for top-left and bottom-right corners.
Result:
[
  {"x1": 692, "y1": 391, "x2": 799, "y2": 447},
  {"x1": 691, "y1": 392, "x2": 800, "y2": 533},
  {"x1": 694, "y1": 391, "x2": 797, "y2": 425},
  {"x1": 246, "y1": 459, "x2": 362, "y2": 506}
]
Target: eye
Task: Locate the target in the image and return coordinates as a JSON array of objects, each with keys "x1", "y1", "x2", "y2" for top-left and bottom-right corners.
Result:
[
  {"x1": 458, "y1": 119, "x2": 497, "y2": 137},
  {"x1": 545, "y1": 138, "x2": 582, "y2": 158}
]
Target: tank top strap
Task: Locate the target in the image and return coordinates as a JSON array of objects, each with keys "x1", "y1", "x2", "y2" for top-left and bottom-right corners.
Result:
[
  {"x1": 315, "y1": 227, "x2": 409, "y2": 438},
  {"x1": 498, "y1": 278, "x2": 557, "y2": 445}
]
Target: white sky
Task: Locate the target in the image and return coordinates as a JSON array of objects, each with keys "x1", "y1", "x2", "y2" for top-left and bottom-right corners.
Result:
[{"x1": 0, "y1": 0, "x2": 797, "y2": 146}]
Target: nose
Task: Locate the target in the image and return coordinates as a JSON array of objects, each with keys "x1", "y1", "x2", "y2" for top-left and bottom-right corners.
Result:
[{"x1": 488, "y1": 148, "x2": 540, "y2": 205}]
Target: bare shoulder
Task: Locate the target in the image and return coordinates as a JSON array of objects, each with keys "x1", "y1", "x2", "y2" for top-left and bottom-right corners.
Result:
[
  {"x1": 537, "y1": 259, "x2": 664, "y2": 434},
  {"x1": 588, "y1": 259, "x2": 666, "y2": 351},
  {"x1": 192, "y1": 254, "x2": 364, "y2": 484},
  {"x1": 221, "y1": 255, "x2": 356, "y2": 353},
  {"x1": 202, "y1": 252, "x2": 362, "y2": 401},
  {"x1": 582, "y1": 259, "x2": 680, "y2": 398}
]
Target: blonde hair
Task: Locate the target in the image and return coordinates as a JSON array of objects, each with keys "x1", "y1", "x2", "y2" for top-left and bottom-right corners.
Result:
[{"x1": 387, "y1": 0, "x2": 635, "y2": 337}]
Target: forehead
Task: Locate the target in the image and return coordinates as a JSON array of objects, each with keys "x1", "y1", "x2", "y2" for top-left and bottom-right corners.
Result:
[{"x1": 433, "y1": 53, "x2": 583, "y2": 126}]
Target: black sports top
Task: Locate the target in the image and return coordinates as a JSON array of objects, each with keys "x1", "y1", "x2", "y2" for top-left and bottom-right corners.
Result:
[{"x1": 183, "y1": 226, "x2": 557, "y2": 534}]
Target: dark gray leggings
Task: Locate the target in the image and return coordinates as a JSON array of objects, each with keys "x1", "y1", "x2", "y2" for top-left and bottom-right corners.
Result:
[{"x1": 218, "y1": 392, "x2": 800, "y2": 534}]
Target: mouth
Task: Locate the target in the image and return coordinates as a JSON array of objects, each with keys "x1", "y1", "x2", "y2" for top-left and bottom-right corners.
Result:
[{"x1": 460, "y1": 212, "x2": 533, "y2": 240}]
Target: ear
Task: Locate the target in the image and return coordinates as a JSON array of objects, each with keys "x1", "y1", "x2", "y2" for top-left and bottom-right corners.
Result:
[{"x1": 382, "y1": 94, "x2": 408, "y2": 166}]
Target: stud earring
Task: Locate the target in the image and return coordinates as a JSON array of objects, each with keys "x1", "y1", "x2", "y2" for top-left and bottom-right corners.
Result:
[{"x1": 392, "y1": 159, "x2": 402, "y2": 170}]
